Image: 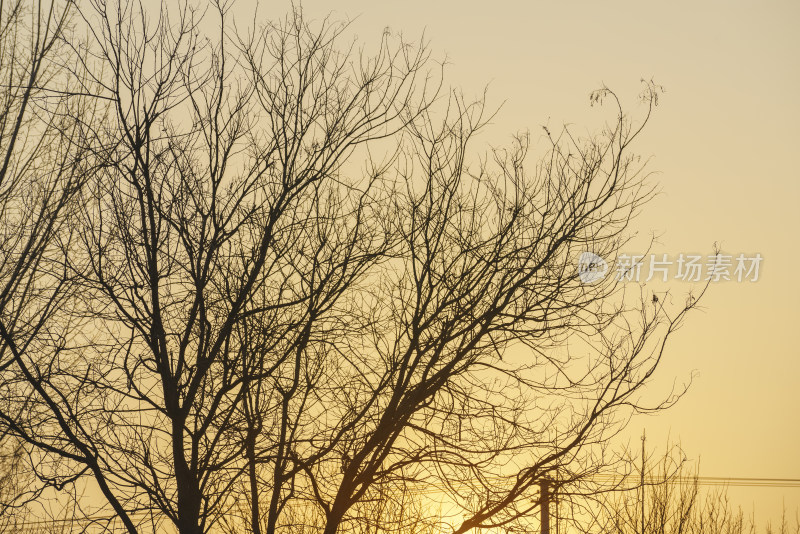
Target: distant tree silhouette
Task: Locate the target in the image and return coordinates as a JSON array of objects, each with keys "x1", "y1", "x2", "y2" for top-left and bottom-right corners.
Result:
[
  {"x1": 0, "y1": 1, "x2": 705, "y2": 533},
  {"x1": 589, "y1": 443, "x2": 799, "y2": 534}
]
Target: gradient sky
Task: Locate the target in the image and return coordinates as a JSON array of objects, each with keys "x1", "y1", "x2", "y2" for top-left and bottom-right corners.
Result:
[{"x1": 246, "y1": 0, "x2": 800, "y2": 526}]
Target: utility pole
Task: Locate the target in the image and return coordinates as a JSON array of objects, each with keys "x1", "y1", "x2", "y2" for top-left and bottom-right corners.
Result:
[
  {"x1": 540, "y1": 478, "x2": 551, "y2": 534},
  {"x1": 641, "y1": 430, "x2": 646, "y2": 534},
  {"x1": 554, "y1": 489, "x2": 559, "y2": 534}
]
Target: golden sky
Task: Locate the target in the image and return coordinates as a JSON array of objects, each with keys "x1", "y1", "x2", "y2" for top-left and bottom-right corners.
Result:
[{"x1": 248, "y1": 0, "x2": 800, "y2": 525}]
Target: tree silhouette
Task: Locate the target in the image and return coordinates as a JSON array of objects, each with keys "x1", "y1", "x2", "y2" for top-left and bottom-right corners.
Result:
[
  {"x1": 0, "y1": 2, "x2": 704, "y2": 533},
  {"x1": 0, "y1": 0, "x2": 98, "y2": 525},
  {"x1": 590, "y1": 443, "x2": 799, "y2": 534}
]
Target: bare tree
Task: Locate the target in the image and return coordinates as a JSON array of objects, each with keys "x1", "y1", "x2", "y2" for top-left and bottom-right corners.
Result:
[
  {"x1": 0, "y1": 1, "x2": 706, "y2": 533},
  {"x1": 0, "y1": 0, "x2": 100, "y2": 527},
  {"x1": 592, "y1": 442, "x2": 799, "y2": 534},
  {"x1": 272, "y1": 84, "x2": 707, "y2": 534},
  {"x1": 1, "y1": 1, "x2": 434, "y2": 532}
]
